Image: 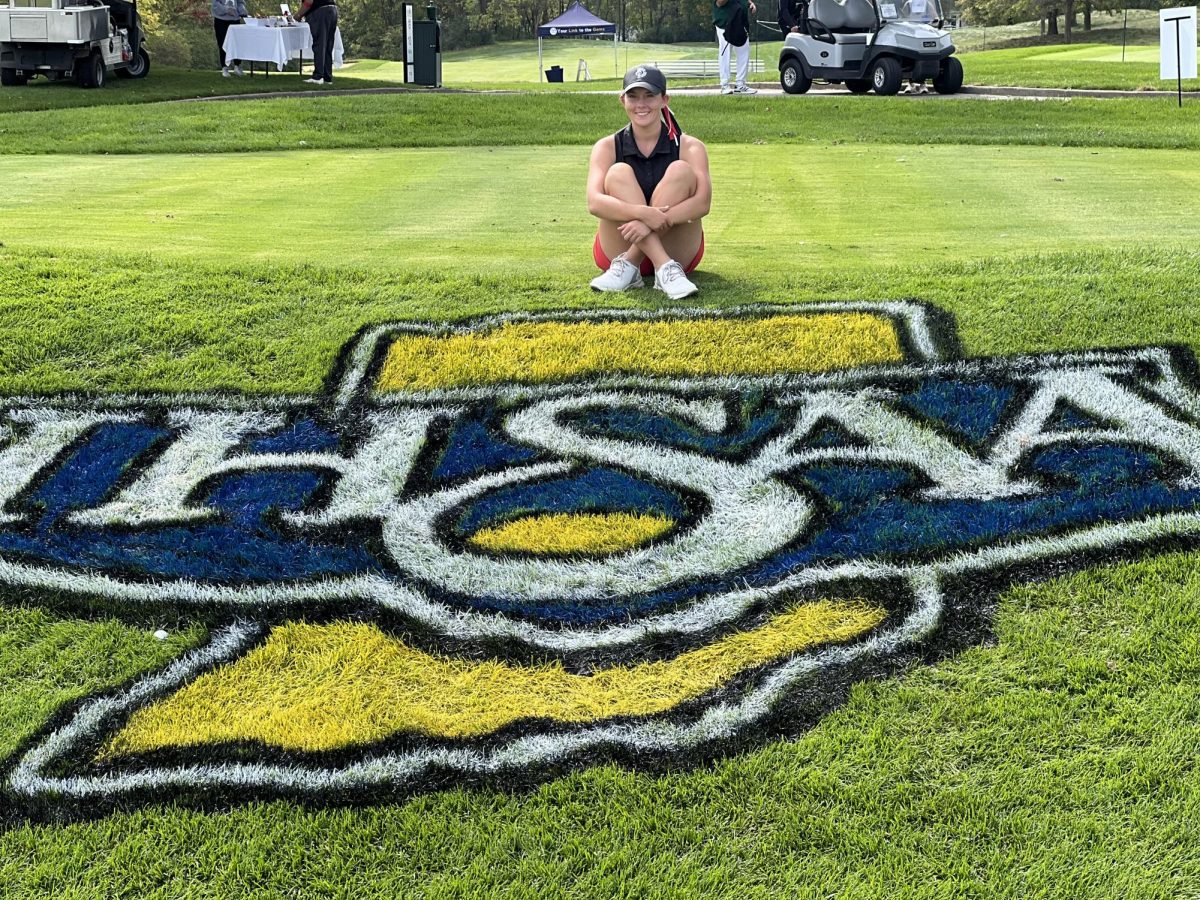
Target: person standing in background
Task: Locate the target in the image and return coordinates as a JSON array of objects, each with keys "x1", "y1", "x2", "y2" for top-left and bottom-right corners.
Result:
[
  {"x1": 212, "y1": 0, "x2": 247, "y2": 77},
  {"x1": 778, "y1": 0, "x2": 807, "y2": 33},
  {"x1": 713, "y1": 0, "x2": 757, "y2": 94},
  {"x1": 296, "y1": 0, "x2": 338, "y2": 85}
]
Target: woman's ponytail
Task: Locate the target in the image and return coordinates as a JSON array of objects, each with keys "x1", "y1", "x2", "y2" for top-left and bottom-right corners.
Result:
[{"x1": 662, "y1": 105, "x2": 682, "y2": 146}]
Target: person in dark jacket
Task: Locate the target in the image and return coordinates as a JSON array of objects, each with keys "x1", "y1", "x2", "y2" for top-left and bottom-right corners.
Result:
[
  {"x1": 212, "y1": 0, "x2": 247, "y2": 77},
  {"x1": 778, "y1": 0, "x2": 808, "y2": 33},
  {"x1": 587, "y1": 65, "x2": 711, "y2": 301},
  {"x1": 296, "y1": 0, "x2": 338, "y2": 85}
]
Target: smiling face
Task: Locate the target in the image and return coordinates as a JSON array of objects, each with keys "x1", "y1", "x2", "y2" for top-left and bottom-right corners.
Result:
[{"x1": 620, "y1": 87, "x2": 668, "y2": 129}]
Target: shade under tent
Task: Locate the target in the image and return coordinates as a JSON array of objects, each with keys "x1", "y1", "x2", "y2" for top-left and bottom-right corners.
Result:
[{"x1": 536, "y1": 1, "x2": 618, "y2": 82}]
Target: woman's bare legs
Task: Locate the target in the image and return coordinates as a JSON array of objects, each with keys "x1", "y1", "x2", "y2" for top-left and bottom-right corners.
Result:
[{"x1": 597, "y1": 161, "x2": 703, "y2": 270}]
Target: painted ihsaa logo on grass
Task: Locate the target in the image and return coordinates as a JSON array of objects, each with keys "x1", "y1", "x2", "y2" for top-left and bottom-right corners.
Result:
[{"x1": 7, "y1": 302, "x2": 1200, "y2": 816}]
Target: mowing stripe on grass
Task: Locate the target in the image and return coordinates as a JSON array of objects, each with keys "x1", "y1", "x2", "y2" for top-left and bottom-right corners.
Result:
[{"x1": 0, "y1": 145, "x2": 1196, "y2": 276}]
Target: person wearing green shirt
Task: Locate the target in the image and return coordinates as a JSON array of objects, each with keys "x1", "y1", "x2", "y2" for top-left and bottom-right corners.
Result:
[{"x1": 713, "y1": 0, "x2": 757, "y2": 93}]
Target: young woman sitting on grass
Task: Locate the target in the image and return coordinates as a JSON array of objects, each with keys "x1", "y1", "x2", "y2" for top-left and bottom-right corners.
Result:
[{"x1": 587, "y1": 65, "x2": 712, "y2": 301}]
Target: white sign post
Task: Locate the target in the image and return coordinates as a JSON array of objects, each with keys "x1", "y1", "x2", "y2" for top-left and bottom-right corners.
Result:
[
  {"x1": 404, "y1": 3, "x2": 415, "y2": 84},
  {"x1": 1160, "y1": 6, "x2": 1197, "y2": 107}
]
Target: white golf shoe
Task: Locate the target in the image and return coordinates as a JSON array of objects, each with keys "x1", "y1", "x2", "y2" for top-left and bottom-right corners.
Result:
[
  {"x1": 654, "y1": 260, "x2": 699, "y2": 300},
  {"x1": 590, "y1": 254, "x2": 645, "y2": 292},
  {"x1": 733, "y1": 84, "x2": 758, "y2": 94}
]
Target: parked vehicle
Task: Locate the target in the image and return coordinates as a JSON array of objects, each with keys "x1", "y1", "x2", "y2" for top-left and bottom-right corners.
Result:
[
  {"x1": 779, "y1": 0, "x2": 962, "y2": 96},
  {"x1": 0, "y1": 0, "x2": 149, "y2": 88}
]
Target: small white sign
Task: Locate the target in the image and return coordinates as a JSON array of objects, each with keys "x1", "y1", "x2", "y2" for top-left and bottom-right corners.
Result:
[
  {"x1": 1160, "y1": 6, "x2": 1198, "y2": 80},
  {"x1": 910, "y1": 0, "x2": 927, "y2": 15},
  {"x1": 405, "y1": 2, "x2": 414, "y2": 81},
  {"x1": 879, "y1": 3, "x2": 897, "y2": 17}
]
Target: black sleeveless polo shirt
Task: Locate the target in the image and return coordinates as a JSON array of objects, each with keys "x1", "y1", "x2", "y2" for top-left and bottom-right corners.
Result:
[{"x1": 613, "y1": 123, "x2": 680, "y2": 204}]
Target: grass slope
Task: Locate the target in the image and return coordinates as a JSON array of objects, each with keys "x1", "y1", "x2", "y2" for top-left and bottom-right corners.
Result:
[
  {"x1": 3, "y1": 243, "x2": 1200, "y2": 394},
  {"x1": 2, "y1": 93, "x2": 1200, "y2": 155},
  {"x1": 1, "y1": 244, "x2": 1199, "y2": 897}
]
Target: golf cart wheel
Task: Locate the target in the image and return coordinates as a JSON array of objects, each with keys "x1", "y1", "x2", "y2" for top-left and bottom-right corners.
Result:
[
  {"x1": 870, "y1": 56, "x2": 902, "y2": 95},
  {"x1": 846, "y1": 78, "x2": 871, "y2": 94},
  {"x1": 0, "y1": 68, "x2": 29, "y2": 86},
  {"x1": 116, "y1": 48, "x2": 150, "y2": 79},
  {"x1": 933, "y1": 57, "x2": 963, "y2": 94},
  {"x1": 76, "y1": 51, "x2": 105, "y2": 88},
  {"x1": 780, "y1": 58, "x2": 811, "y2": 95}
]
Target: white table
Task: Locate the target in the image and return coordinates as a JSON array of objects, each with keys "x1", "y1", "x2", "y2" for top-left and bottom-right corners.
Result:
[{"x1": 223, "y1": 23, "x2": 344, "y2": 74}]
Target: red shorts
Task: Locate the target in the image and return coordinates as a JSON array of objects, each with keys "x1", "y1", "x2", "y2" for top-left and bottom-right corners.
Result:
[{"x1": 593, "y1": 233, "x2": 705, "y2": 277}]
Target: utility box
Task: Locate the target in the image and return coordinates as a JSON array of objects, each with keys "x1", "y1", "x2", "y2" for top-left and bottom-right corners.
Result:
[{"x1": 403, "y1": 3, "x2": 440, "y2": 87}]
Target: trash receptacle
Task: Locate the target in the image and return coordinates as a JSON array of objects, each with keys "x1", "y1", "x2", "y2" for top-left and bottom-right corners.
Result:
[
  {"x1": 545, "y1": 65, "x2": 564, "y2": 82},
  {"x1": 403, "y1": 3, "x2": 441, "y2": 87}
]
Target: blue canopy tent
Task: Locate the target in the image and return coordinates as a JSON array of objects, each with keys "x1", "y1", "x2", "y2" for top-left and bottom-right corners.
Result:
[{"x1": 537, "y1": 1, "x2": 618, "y2": 81}]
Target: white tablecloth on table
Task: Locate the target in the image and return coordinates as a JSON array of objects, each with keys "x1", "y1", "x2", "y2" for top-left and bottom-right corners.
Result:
[{"x1": 223, "y1": 24, "x2": 344, "y2": 72}]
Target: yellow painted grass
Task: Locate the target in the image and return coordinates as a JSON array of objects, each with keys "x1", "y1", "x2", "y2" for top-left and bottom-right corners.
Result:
[
  {"x1": 467, "y1": 512, "x2": 675, "y2": 555},
  {"x1": 103, "y1": 600, "x2": 885, "y2": 755},
  {"x1": 375, "y1": 314, "x2": 904, "y2": 392}
]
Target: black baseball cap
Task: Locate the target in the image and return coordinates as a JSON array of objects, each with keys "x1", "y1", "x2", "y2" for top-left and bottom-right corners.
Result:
[{"x1": 621, "y1": 64, "x2": 667, "y2": 96}]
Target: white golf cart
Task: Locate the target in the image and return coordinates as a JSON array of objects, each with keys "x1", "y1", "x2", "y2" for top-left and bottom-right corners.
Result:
[{"x1": 778, "y1": 0, "x2": 962, "y2": 95}]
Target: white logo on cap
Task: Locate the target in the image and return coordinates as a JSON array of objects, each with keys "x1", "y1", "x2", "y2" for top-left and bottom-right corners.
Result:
[{"x1": 635, "y1": 66, "x2": 647, "y2": 79}]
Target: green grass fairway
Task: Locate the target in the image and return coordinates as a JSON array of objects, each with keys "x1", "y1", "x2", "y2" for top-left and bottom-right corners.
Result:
[
  {"x1": 348, "y1": 32, "x2": 1192, "y2": 91},
  {"x1": 3, "y1": 67, "x2": 1200, "y2": 899},
  {"x1": 947, "y1": 8, "x2": 1162, "y2": 51},
  {"x1": 442, "y1": 39, "x2": 717, "y2": 84},
  {"x1": 0, "y1": 144, "x2": 1195, "y2": 279},
  {"x1": 349, "y1": 39, "x2": 774, "y2": 85},
  {"x1": 964, "y1": 43, "x2": 1200, "y2": 90}
]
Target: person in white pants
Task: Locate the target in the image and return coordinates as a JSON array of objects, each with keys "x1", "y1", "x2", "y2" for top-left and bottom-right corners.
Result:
[{"x1": 713, "y1": 0, "x2": 757, "y2": 94}]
